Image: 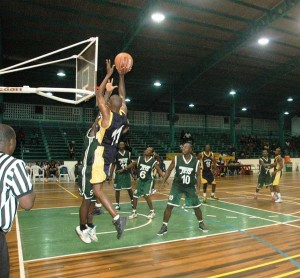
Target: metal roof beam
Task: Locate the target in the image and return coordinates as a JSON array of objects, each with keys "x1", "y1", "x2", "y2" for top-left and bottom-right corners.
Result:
[
  {"x1": 175, "y1": 0, "x2": 300, "y2": 97},
  {"x1": 122, "y1": 1, "x2": 160, "y2": 51}
]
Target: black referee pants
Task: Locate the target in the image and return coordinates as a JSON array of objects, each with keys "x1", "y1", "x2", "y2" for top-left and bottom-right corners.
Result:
[{"x1": 0, "y1": 229, "x2": 9, "y2": 278}]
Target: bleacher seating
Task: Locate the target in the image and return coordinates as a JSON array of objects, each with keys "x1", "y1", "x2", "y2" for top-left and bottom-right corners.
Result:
[{"x1": 4, "y1": 120, "x2": 293, "y2": 162}]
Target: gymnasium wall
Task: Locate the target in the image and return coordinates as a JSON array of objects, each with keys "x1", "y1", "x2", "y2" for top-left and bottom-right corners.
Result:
[
  {"x1": 3, "y1": 102, "x2": 279, "y2": 133},
  {"x1": 291, "y1": 116, "x2": 300, "y2": 135}
]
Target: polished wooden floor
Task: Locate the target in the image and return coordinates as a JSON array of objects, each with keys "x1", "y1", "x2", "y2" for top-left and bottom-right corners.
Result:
[{"x1": 8, "y1": 173, "x2": 300, "y2": 278}]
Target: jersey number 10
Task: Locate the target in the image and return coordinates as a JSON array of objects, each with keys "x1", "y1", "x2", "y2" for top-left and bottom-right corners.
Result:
[{"x1": 181, "y1": 174, "x2": 190, "y2": 184}]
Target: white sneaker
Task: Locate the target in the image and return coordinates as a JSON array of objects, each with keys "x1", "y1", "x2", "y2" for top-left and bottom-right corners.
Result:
[
  {"x1": 129, "y1": 212, "x2": 137, "y2": 219},
  {"x1": 75, "y1": 226, "x2": 91, "y2": 243},
  {"x1": 151, "y1": 189, "x2": 157, "y2": 195},
  {"x1": 147, "y1": 211, "x2": 155, "y2": 219},
  {"x1": 88, "y1": 226, "x2": 98, "y2": 242},
  {"x1": 275, "y1": 198, "x2": 282, "y2": 203}
]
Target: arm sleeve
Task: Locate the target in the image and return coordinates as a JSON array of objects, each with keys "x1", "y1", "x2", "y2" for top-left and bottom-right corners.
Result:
[{"x1": 10, "y1": 160, "x2": 33, "y2": 198}]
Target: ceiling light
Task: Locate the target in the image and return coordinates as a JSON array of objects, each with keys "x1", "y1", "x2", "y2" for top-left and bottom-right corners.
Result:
[
  {"x1": 229, "y1": 90, "x2": 236, "y2": 95},
  {"x1": 284, "y1": 111, "x2": 289, "y2": 115},
  {"x1": 241, "y1": 107, "x2": 247, "y2": 111},
  {"x1": 57, "y1": 71, "x2": 66, "y2": 77},
  {"x1": 151, "y1": 12, "x2": 165, "y2": 23},
  {"x1": 154, "y1": 81, "x2": 161, "y2": 87},
  {"x1": 125, "y1": 98, "x2": 131, "y2": 102},
  {"x1": 189, "y1": 103, "x2": 195, "y2": 107},
  {"x1": 258, "y1": 37, "x2": 269, "y2": 46},
  {"x1": 46, "y1": 92, "x2": 53, "y2": 96},
  {"x1": 287, "y1": 97, "x2": 293, "y2": 102}
]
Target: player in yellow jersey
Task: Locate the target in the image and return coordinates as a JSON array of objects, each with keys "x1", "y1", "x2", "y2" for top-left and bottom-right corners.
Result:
[
  {"x1": 197, "y1": 144, "x2": 218, "y2": 203},
  {"x1": 270, "y1": 147, "x2": 283, "y2": 203}
]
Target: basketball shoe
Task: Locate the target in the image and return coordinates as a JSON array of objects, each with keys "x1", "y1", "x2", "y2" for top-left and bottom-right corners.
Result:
[
  {"x1": 129, "y1": 211, "x2": 137, "y2": 219},
  {"x1": 147, "y1": 211, "x2": 155, "y2": 219},
  {"x1": 88, "y1": 226, "x2": 98, "y2": 242},
  {"x1": 75, "y1": 226, "x2": 91, "y2": 244},
  {"x1": 157, "y1": 224, "x2": 168, "y2": 236},
  {"x1": 113, "y1": 216, "x2": 128, "y2": 239},
  {"x1": 199, "y1": 221, "x2": 208, "y2": 232}
]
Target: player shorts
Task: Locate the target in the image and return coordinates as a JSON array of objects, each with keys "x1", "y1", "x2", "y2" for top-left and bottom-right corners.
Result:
[
  {"x1": 257, "y1": 174, "x2": 272, "y2": 189},
  {"x1": 134, "y1": 179, "x2": 153, "y2": 198},
  {"x1": 77, "y1": 165, "x2": 96, "y2": 201},
  {"x1": 114, "y1": 172, "x2": 132, "y2": 191},
  {"x1": 168, "y1": 183, "x2": 201, "y2": 208},
  {"x1": 90, "y1": 146, "x2": 107, "y2": 184},
  {"x1": 201, "y1": 171, "x2": 216, "y2": 185},
  {"x1": 272, "y1": 171, "x2": 282, "y2": 186}
]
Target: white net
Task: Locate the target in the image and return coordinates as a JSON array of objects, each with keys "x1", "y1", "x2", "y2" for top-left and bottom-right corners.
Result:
[{"x1": 0, "y1": 37, "x2": 98, "y2": 105}]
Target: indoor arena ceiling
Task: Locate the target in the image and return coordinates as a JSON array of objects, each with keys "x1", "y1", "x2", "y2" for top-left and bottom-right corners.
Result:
[{"x1": 1, "y1": 0, "x2": 300, "y2": 119}]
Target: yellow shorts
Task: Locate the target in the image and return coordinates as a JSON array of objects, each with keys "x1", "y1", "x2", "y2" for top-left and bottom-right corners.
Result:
[
  {"x1": 272, "y1": 171, "x2": 282, "y2": 186},
  {"x1": 90, "y1": 146, "x2": 106, "y2": 184}
]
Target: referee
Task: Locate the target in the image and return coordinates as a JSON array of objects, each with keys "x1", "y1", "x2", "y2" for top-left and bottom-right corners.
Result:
[{"x1": 0, "y1": 124, "x2": 36, "y2": 278}]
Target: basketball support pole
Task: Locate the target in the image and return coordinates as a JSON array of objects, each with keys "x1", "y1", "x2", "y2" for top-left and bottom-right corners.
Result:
[{"x1": 0, "y1": 21, "x2": 3, "y2": 123}]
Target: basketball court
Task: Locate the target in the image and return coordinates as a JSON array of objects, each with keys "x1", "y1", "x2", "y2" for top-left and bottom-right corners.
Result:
[
  {"x1": 7, "y1": 173, "x2": 300, "y2": 277},
  {"x1": 1, "y1": 2, "x2": 300, "y2": 277}
]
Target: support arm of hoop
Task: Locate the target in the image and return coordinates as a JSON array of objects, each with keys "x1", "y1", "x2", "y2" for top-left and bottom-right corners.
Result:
[
  {"x1": 0, "y1": 37, "x2": 97, "y2": 73},
  {"x1": 0, "y1": 56, "x2": 77, "y2": 75}
]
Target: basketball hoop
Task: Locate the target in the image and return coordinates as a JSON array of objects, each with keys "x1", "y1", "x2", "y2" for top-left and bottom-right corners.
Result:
[{"x1": 0, "y1": 37, "x2": 98, "y2": 105}]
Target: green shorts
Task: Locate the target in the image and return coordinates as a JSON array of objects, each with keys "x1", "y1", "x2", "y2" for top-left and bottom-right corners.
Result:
[
  {"x1": 134, "y1": 179, "x2": 153, "y2": 198},
  {"x1": 257, "y1": 174, "x2": 272, "y2": 189},
  {"x1": 114, "y1": 172, "x2": 132, "y2": 191},
  {"x1": 77, "y1": 165, "x2": 96, "y2": 201},
  {"x1": 168, "y1": 183, "x2": 201, "y2": 208}
]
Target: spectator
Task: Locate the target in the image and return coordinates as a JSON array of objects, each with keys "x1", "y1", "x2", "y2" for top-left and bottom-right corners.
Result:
[
  {"x1": 68, "y1": 141, "x2": 76, "y2": 160},
  {"x1": 180, "y1": 129, "x2": 185, "y2": 144},
  {"x1": 16, "y1": 128, "x2": 25, "y2": 145},
  {"x1": 30, "y1": 130, "x2": 39, "y2": 145},
  {"x1": 216, "y1": 157, "x2": 226, "y2": 177}
]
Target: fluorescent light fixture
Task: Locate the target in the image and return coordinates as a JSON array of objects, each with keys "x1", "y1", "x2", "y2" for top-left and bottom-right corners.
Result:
[
  {"x1": 287, "y1": 97, "x2": 293, "y2": 102},
  {"x1": 57, "y1": 71, "x2": 66, "y2": 77},
  {"x1": 125, "y1": 98, "x2": 131, "y2": 102},
  {"x1": 241, "y1": 107, "x2": 247, "y2": 111},
  {"x1": 258, "y1": 37, "x2": 269, "y2": 46},
  {"x1": 154, "y1": 81, "x2": 161, "y2": 87},
  {"x1": 46, "y1": 92, "x2": 53, "y2": 96},
  {"x1": 229, "y1": 90, "x2": 236, "y2": 95},
  {"x1": 151, "y1": 12, "x2": 165, "y2": 23},
  {"x1": 189, "y1": 103, "x2": 195, "y2": 107},
  {"x1": 284, "y1": 111, "x2": 289, "y2": 115}
]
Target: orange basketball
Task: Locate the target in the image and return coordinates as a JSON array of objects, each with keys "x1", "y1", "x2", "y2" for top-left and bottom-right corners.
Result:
[{"x1": 114, "y1": 52, "x2": 133, "y2": 74}]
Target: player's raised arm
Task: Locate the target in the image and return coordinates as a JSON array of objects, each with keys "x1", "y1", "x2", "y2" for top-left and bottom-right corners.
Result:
[
  {"x1": 96, "y1": 59, "x2": 115, "y2": 97},
  {"x1": 118, "y1": 72, "x2": 128, "y2": 115},
  {"x1": 97, "y1": 78, "x2": 118, "y2": 128},
  {"x1": 162, "y1": 158, "x2": 175, "y2": 184},
  {"x1": 117, "y1": 160, "x2": 137, "y2": 173}
]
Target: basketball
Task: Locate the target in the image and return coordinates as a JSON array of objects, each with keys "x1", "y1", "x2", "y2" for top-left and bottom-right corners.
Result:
[{"x1": 114, "y1": 52, "x2": 133, "y2": 74}]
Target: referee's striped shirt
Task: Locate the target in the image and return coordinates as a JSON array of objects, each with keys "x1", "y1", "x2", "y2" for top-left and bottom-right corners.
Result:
[{"x1": 0, "y1": 152, "x2": 33, "y2": 232}]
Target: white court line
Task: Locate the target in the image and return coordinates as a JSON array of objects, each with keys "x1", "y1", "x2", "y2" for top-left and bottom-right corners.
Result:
[
  {"x1": 219, "y1": 199, "x2": 300, "y2": 218},
  {"x1": 16, "y1": 214, "x2": 25, "y2": 278},
  {"x1": 207, "y1": 203, "x2": 300, "y2": 229},
  {"x1": 23, "y1": 218, "x2": 300, "y2": 264}
]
